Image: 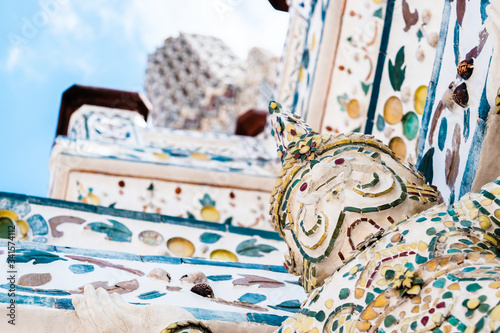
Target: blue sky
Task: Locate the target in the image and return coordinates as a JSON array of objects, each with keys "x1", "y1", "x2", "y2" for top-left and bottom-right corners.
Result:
[{"x1": 0, "y1": 0, "x2": 289, "y2": 197}]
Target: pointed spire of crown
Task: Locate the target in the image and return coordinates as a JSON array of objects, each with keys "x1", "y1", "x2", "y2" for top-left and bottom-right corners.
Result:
[{"x1": 268, "y1": 101, "x2": 318, "y2": 162}]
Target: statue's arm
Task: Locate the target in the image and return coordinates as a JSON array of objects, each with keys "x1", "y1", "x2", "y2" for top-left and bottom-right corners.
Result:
[{"x1": 72, "y1": 284, "x2": 196, "y2": 333}]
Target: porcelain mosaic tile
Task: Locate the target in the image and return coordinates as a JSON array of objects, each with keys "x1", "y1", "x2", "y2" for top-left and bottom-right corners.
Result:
[
  {"x1": 65, "y1": 105, "x2": 277, "y2": 165},
  {"x1": 0, "y1": 192, "x2": 285, "y2": 265},
  {"x1": 68, "y1": 105, "x2": 147, "y2": 146},
  {"x1": 311, "y1": 0, "x2": 387, "y2": 133},
  {"x1": 55, "y1": 137, "x2": 273, "y2": 176},
  {"x1": 142, "y1": 126, "x2": 276, "y2": 162},
  {"x1": 291, "y1": 0, "x2": 330, "y2": 118},
  {"x1": 368, "y1": 0, "x2": 442, "y2": 165},
  {"x1": 50, "y1": 106, "x2": 280, "y2": 230},
  {"x1": 275, "y1": 178, "x2": 500, "y2": 332},
  {"x1": 266, "y1": 106, "x2": 500, "y2": 332},
  {"x1": 0, "y1": 240, "x2": 306, "y2": 327},
  {"x1": 417, "y1": 0, "x2": 493, "y2": 204},
  {"x1": 65, "y1": 172, "x2": 273, "y2": 230},
  {"x1": 274, "y1": 0, "x2": 311, "y2": 110}
]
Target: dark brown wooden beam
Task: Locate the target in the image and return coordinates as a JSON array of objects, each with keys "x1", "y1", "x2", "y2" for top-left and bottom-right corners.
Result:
[
  {"x1": 268, "y1": 0, "x2": 289, "y2": 12},
  {"x1": 235, "y1": 109, "x2": 268, "y2": 137},
  {"x1": 56, "y1": 84, "x2": 150, "y2": 136}
]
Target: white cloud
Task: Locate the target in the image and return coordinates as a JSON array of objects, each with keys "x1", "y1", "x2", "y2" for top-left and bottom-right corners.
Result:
[
  {"x1": 50, "y1": 6, "x2": 79, "y2": 34},
  {"x1": 2, "y1": 1, "x2": 289, "y2": 84},
  {"x1": 47, "y1": 2, "x2": 94, "y2": 41},
  {"x1": 72, "y1": 57, "x2": 95, "y2": 80},
  {"x1": 3, "y1": 45, "x2": 45, "y2": 81},
  {"x1": 81, "y1": 0, "x2": 289, "y2": 59},
  {"x1": 6, "y1": 47, "x2": 21, "y2": 71}
]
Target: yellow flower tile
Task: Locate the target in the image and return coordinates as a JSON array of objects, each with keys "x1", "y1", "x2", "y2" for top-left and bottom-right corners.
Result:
[
  {"x1": 376, "y1": 278, "x2": 388, "y2": 286},
  {"x1": 357, "y1": 321, "x2": 371, "y2": 332},
  {"x1": 489, "y1": 281, "x2": 500, "y2": 289},
  {"x1": 443, "y1": 324, "x2": 452, "y2": 333},
  {"x1": 418, "y1": 241, "x2": 428, "y2": 251},
  {"x1": 0, "y1": 210, "x2": 18, "y2": 220},
  {"x1": 373, "y1": 294, "x2": 389, "y2": 307},
  {"x1": 464, "y1": 201, "x2": 474, "y2": 210},
  {"x1": 360, "y1": 306, "x2": 378, "y2": 320},
  {"x1": 434, "y1": 270, "x2": 446, "y2": 278},
  {"x1": 466, "y1": 298, "x2": 480, "y2": 310},
  {"x1": 424, "y1": 259, "x2": 438, "y2": 272},
  {"x1": 464, "y1": 327, "x2": 474, "y2": 333},
  {"x1": 439, "y1": 257, "x2": 451, "y2": 266},
  {"x1": 481, "y1": 198, "x2": 492, "y2": 206},
  {"x1": 469, "y1": 209, "x2": 479, "y2": 220},
  {"x1": 355, "y1": 288, "x2": 365, "y2": 299},
  {"x1": 411, "y1": 296, "x2": 421, "y2": 304},
  {"x1": 397, "y1": 244, "x2": 410, "y2": 252},
  {"x1": 349, "y1": 266, "x2": 359, "y2": 275},
  {"x1": 483, "y1": 253, "x2": 497, "y2": 263},
  {"x1": 485, "y1": 234, "x2": 498, "y2": 246},
  {"x1": 467, "y1": 252, "x2": 480, "y2": 261},
  {"x1": 304, "y1": 317, "x2": 314, "y2": 326},
  {"x1": 479, "y1": 215, "x2": 491, "y2": 230},
  {"x1": 407, "y1": 285, "x2": 421, "y2": 295},
  {"x1": 443, "y1": 221, "x2": 455, "y2": 228}
]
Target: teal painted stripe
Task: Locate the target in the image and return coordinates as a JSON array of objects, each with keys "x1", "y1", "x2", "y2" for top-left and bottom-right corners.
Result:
[
  {"x1": 303, "y1": 0, "x2": 331, "y2": 120},
  {"x1": 186, "y1": 307, "x2": 288, "y2": 325},
  {"x1": 184, "y1": 307, "x2": 248, "y2": 322},
  {"x1": 182, "y1": 257, "x2": 287, "y2": 273},
  {"x1": 0, "y1": 293, "x2": 287, "y2": 325},
  {"x1": 0, "y1": 192, "x2": 283, "y2": 241},
  {"x1": 247, "y1": 312, "x2": 289, "y2": 326},
  {"x1": 0, "y1": 292, "x2": 74, "y2": 310},
  {"x1": 459, "y1": 118, "x2": 486, "y2": 197},
  {"x1": 81, "y1": 114, "x2": 90, "y2": 140},
  {"x1": 228, "y1": 225, "x2": 283, "y2": 241},
  {"x1": 364, "y1": 0, "x2": 395, "y2": 134},
  {"x1": 416, "y1": 1, "x2": 451, "y2": 163},
  {"x1": 291, "y1": 0, "x2": 318, "y2": 114},
  {"x1": 0, "y1": 240, "x2": 288, "y2": 273},
  {"x1": 0, "y1": 284, "x2": 71, "y2": 296}
]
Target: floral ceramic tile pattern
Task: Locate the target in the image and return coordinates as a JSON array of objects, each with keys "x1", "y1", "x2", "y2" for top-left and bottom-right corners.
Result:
[
  {"x1": 292, "y1": 0, "x2": 330, "y2": 118},
  {"x1": 0, "y1": 240, "x2": 306, "y2": 326},
  {"x1": 50, "y1": 105, "x2": 281, "y2": 230},
  {"x1": 320, "y1": 0, "x2": 387, "y2": 134},
  {"x1": 0, "y1": 193, "x2": 286, "y2": 265},
  {"x1": 275, "y1": 176, "x2": 500, "y2": 333},
  {"x1": 368, "y1": 0, "x2": 442, "y2": 165},
  {"x1": 274, "y1": 2, "x2": 309, "y2": 110},
  {"x1": 417, "y1": 0, "x2": 493, "y2": 204},
  {"x1": 67, "y1": 173, "x2": 273, "y2": 230}
]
